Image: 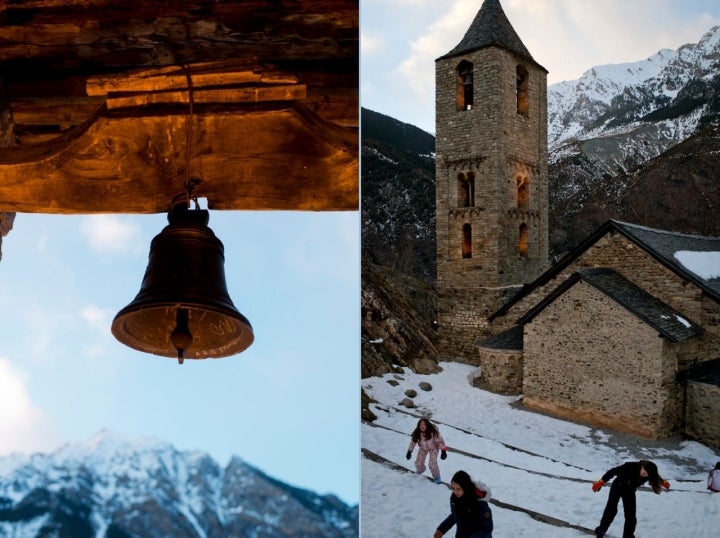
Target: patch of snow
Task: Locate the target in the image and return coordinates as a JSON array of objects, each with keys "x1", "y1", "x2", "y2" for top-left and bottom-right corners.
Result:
[
  {"x1": 361, "y1": 362, "x2": 719, "y2": 537},
  {"x1": 364, "y1": 146, "x2": 398, "y2": 165},
  {"x1": 674, "y1": 251, "x2": 720, "y2": 280}
]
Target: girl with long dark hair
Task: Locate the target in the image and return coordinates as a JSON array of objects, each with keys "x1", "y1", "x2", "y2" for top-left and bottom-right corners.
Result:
[
  {"x1": 433, "y1": 470, "x2": 493, "y2": 538},
  {"x1": 406, "y1": 417, "x2": 447, "y2": 483},
  {"x1": 592, "y1": 460, "x2": 670, "y2": 538}
]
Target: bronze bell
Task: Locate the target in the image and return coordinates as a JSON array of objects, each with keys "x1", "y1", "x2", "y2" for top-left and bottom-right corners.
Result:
[{"x1": 111, "y1": 202, "x2": 254, "y2": 363}]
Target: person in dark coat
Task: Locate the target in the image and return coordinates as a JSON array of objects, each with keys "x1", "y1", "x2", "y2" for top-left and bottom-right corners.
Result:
[
  {"x1": 592, "y1": 460, "x2": 669, "y2": 538},
  {"x1": 433, "y1": 470, "x2": 493, "y2": 538}
]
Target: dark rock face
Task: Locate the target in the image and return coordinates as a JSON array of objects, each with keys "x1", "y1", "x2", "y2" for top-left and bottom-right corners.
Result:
[
  {"x1": 361, "y1": 259, "x2": 441, "y2": 379},
  {"x1": 360, "y1": 108, "x2": 436, "y2": 283}
]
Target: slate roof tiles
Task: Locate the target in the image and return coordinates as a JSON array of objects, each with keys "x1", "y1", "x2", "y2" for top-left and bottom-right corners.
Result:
[{"x1": 437, "y1": 0, "x2": 545, "y2": 70}]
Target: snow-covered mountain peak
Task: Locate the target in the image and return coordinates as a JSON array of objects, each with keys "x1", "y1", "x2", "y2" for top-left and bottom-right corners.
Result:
[
  {"x1": 547, "y1": 22, "x2": 720, "y2": 174},
  {"x1": 63, "y1": 429, "x2": 169, "y2": 459},
  {"x1": 0, "y1": 431, "x2": 358, "y2": 537},
  {"x1": 697, "y1": 24, "x2": 720, "y2": 52}
]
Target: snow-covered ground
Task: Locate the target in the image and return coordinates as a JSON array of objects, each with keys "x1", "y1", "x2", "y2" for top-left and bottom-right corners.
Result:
[{"x1": 361, "y1": 362, "x2": 720, "y2": 537}]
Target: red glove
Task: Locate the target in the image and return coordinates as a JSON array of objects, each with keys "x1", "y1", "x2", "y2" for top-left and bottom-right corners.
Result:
[
  {"x1": 475, "y1": 487, "x2": 486, "y2": 499},
  {"x1": 592, "y1": 480, "x2": 604, "y2": 492},
  {"x1": 662, "y1": 480, "x2": 670, "y2": 490}
]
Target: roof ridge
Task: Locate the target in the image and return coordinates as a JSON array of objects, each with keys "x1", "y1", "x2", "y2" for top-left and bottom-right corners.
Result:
[{"x1": 612, "y1": 219, "x2": 720, "y2": 241}]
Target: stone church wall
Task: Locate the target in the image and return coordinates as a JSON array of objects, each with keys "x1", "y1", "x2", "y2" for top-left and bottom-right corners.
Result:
[
  {"x1": 685, "y1": 380, "x2": 720, "y2": 450},
  {"x1": 494, "y1": 232, "x2": 719, "y2": 367},
  {"x1": 523, "y1": 281, "x2": 682, "y2": 438},
  {"x1": 475, "y1": 347, "x2": 523, "y2": 394},
  {"x1": 436, "y1": 286, "x2": 518, "y2": 362},
  {"x1": 435, "y1": 47, "x2": 548, "y2": 291},
  {"x1": 700, "y1": 295, "x2": 720, "y2": 360},
  {"x1": 435, "y1": 44, "x2": 549, "y2": 363}
]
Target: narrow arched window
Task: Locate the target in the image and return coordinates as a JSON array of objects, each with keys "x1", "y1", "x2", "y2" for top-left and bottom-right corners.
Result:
[
  {"x1": 466, "y1": 172, "x2": 475, "y2": 207},
  {"x1": 456, "y1": 61, "x2": 474, "y2": 111},
  {"x1": 516, "y1": 65, "x2": 529, "y2": 115},
  {"x1": 518, "y1": 223, "x2": 528, "y2": 256},
  {"x1": 516, "y1": 175, "x2": 529, "y2": 210},
  {"x1": 457, "y1": 173, "x2": 469, "y2": 207},
  {"x1": 462, "y1": 224, "x2": 472, "y2": 258},
  {"x1": 457, "y1": 172, "x2": 475, "y2": 207}
]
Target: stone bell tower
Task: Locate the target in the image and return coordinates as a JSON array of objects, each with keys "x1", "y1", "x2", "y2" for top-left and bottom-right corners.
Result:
[{"x1": 434, "y1": 0, "x2": 549, "y2": 360}]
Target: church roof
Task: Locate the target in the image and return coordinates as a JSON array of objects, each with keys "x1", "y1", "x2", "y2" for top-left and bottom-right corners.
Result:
[
  {"x1": 437, "y1": 0, "x2": 545, "y2": 70},
  {"x1": 683, "y1": 358, "x2": 720, "y2": 386},
  {"x1": 476, "y1": 324, "x2": 524, "y2": 351},
  {"x1": 490, "y1": 220, "x2": 720, "y2": 321},
  {"x1": 612, "y1": 221, "x2": 720, "y2": 298},
  {"x1": 517, "y1": 268, "x2": 703, "y2": 343}
]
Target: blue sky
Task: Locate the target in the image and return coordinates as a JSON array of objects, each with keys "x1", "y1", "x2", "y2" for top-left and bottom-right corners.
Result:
[
  {"x1": 0, "y1": 208, "x2": 359, "y2": 505},
  {"x1": 362, "y1": 0, "x2": 720, "y2": 134}
]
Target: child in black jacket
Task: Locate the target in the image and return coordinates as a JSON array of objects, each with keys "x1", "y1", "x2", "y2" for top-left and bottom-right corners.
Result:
[
  {"x1": 433, "y1": 470, "x2": 492, "y2": 538},
  {"x1": 592, "y1": 460, "x2": 669, "y2": 538}
]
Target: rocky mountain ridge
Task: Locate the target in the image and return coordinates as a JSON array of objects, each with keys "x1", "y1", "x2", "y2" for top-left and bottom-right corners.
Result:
[
  {"x1": 360, "y1": 108, "x2": 436, "y2": 282},
  {"x1": 548, "y1": 25, "x2": 720, "y2": 252},
  {"x1": 549, "y1": 25, "x2": 720, "y2": 149},
  {"x1": 0, "y1": 430, "x2": 358, "y2": 538}
]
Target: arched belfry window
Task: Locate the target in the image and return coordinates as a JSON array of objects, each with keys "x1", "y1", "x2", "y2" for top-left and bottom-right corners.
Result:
[
  {"x1": 457, "y1": 172, "x2": 475, "y2": 207},
  {"x1": 462, "y1": 224, "x2": 472, "y2": 258},
  {"x1": 516, "y1": 174, "x2": 529, "y2": 210},
  {"x1": 516, "y1": 65, "x2": 529, "y2": 115},
  {"x1": 518, "y1": 223, "x2": 528, "y2": 256},
  {"x1": 456, "y1": 61, "x2": 474, "y2": 111}
]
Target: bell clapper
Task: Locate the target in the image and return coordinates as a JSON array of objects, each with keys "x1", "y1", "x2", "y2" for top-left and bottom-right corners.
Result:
[{"x1": 170, "y1": 308, "x2": 193, "y2": 365}]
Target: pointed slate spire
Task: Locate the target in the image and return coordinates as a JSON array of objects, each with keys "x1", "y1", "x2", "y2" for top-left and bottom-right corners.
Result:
[{"x1": 438, "y1": 0, "x2": 544, "y2": 69}]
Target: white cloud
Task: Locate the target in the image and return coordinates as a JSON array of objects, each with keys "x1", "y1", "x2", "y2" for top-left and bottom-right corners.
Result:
[
  {"x1": 397, "y1": 0, "x2": 694, "y2": 94},
  {"x1": 361, "y1": 32, "x2": 384, "y2": 56},
  {"x1": 81, "y1": 304, "x2": 113, "y2": 333},
  {"x1": 397, "y1": 0, "x2": 476, "y2": 100},
  {"x1": 504, "y1": 0, "x2": 720, "y2": 83},
  {"x1": 80, "y1": 215, "x2": 142, "y2": 254},
  {"x1": 0, "y1": 357, "x2": 60, "y2": 456},
  {"x1": 366, "y1": 0, "x2": 720, "y2": 133},
  {"x1": 78, "y1": 305, "x2": 118, "y2": 362}
]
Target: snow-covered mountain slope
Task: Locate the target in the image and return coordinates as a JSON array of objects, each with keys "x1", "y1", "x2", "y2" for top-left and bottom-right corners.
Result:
[
  {"x1": 0, "y1": 430, "x2": 358, "y2": 538},
  {"x1": 548, "y1": 25, "x2": 720, "y2": 173}
]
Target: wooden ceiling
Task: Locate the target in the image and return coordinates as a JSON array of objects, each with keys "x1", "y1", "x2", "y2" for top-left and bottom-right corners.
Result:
[{"x1": 0, "y1": 0, "x2": 358, "y2": 235}]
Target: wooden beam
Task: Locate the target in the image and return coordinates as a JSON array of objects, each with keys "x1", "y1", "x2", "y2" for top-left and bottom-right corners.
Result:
[
  {"x1": 0, "y1": 102, "x2": 358, "y2": 214},
  {"x1": 105, "y1": 85, "x2": 307, "y2": 110},
  {"x1": 86, "y1": 62, "x2": 300, "y2": 96},
  {"x1": 10, "y1": 97, "x2": 105, "y2": 126}
]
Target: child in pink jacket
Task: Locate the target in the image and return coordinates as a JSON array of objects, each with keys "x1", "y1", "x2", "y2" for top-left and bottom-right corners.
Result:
[
  {"x1": 406, "y1": 417, "x2": 447, "y2": 484},
  {"x1": 709, "y1": 462, "x2": 720, "y2": 492}
]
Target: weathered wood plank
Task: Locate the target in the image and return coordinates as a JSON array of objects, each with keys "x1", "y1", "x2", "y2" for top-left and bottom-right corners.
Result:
[
  {"x1": 10, "y1": 97, "x2": 105, "y2": 126},
  {"x1": 86, "y1": 62, "x2": 300, "y2": 96},
  {"x1": 105, "y1": 85, "x2": 307, "y2": 110},
  {"x1": 0, "y1": 103, "x2": 358, "y2": 213},
  {"x1": 0, "y1": 0, "x2": 358, "y2": 222}
]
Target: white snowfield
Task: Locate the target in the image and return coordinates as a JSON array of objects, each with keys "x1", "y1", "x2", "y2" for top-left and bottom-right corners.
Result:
[{"x1": 361, "y1": 362, "x2": 720, "y2": 537}]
